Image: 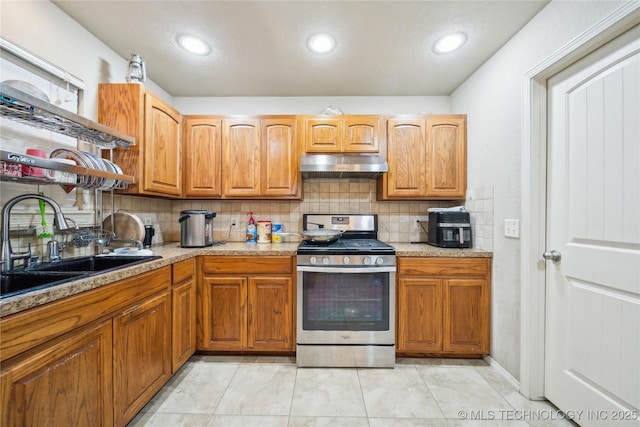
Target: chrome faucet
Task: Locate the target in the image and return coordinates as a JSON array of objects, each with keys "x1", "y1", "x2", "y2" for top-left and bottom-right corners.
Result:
[{"x1": 1, "y1": 194, "x2": 71, "y2": 271}]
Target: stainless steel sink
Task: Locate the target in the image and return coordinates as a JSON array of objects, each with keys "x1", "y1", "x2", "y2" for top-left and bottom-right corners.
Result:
[
  {"x1": 1, "y1": 255, "x2": 161, "y2": 299},
  {"x1": 32, "y1": 255, "x2": 161, "y2": 273}
]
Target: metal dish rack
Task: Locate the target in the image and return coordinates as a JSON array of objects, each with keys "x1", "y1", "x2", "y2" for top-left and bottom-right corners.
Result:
[
  {"x1": 1, "y1": 83, "x2": 137, "y2": 254},
  {"x1": 64, "y1": 227, "x2": 116, "y2": 254},
  {"x1": 0, "y1": 83, "x2": 135, "y2": 189},
  {"x1": 0, "y1": 83, "x2": 134, "y2": 148}
]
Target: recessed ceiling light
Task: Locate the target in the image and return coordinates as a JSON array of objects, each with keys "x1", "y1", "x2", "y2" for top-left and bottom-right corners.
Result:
[
  {"x1": 433, "y1": 32, "x2": 467, "y2": 54},
  {"x1": 307, "y1": 33, "x2": 337, "y2": 54},
  {"x1": 177, "y1": 34, "x2": 210, "y2": 55}
]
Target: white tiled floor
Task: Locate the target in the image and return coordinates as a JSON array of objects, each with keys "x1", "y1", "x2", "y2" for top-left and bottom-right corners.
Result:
[{"x1": 128, "y1": 356, "x2": 574, "y2": 427}]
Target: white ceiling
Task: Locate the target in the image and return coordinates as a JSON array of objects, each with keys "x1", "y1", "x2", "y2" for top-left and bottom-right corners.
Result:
[{"x1": 52, "y1": 0, "x2": 549, "y2": 97}]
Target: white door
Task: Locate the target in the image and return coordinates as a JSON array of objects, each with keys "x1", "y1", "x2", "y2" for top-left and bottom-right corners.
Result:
[{"x1": 545, "y1": 24, "x2": 640, "y2": 426}]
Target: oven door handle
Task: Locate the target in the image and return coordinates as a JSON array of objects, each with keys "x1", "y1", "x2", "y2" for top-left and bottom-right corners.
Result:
[{"x1": 297, "y1": 266, "x2": 397, "y2": 273}]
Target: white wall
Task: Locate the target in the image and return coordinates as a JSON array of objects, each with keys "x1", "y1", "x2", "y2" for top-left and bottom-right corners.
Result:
[
  {"x1": 175, "y1": 96, "x2": 451, "y2": 115},
  {"x1": 451, "y1": 0, "x2": 627, "y2": 379},
  {"x1": 0, "y1": 0, "x2": 172, "y2": 120}
]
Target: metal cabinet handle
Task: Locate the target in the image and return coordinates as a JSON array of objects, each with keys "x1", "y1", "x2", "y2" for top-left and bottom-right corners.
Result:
[{"x1": 543, "y1": 250, "x2": 561, "y2": 262}]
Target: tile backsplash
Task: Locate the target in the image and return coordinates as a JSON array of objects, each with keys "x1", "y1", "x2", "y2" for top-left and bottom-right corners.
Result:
[
  {"x1": 465, "y1": 186, "x2": 494, "y2": 251},
  {"x1": 6, "y1": 179, "x2": 495, "y2": 261},
  {"x1": 105, "y1": 179, "x2": 467, "y2": 244}
]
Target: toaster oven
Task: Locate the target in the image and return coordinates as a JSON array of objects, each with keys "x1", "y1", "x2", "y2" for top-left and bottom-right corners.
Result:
[{"x1": 427, "y1": 211, "x2": 472, "y2": 248}]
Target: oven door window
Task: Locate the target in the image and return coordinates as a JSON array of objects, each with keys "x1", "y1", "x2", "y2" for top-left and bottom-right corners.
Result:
[{"x1": 302, "y1": 271, "x2": 389, "y2": 331}]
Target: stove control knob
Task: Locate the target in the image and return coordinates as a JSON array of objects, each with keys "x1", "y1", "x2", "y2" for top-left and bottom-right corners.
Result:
[
  {"x1": 363, "y1": 257, "x2": 372, "y2": 265},
  {"x1": 309, "y1": 256, "x2": 318, "y2": 265},
  {"x1": 343, "y1": 256, "x2": 351, "y2": 265},
  {"x1": 322, "y1": 257, "x2": 330, "y2": 265},
  {"x1": 375, "y1": 257, "x2": 385, "y2": 265}
]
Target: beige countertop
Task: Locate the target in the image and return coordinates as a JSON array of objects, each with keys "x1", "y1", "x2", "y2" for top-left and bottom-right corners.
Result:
[
  {"x1": 392, "y1": 243, "x2": 492, "y2": 257},
  {"x1": 0, "y1": 241, "x2": 491, "y2": 318}
]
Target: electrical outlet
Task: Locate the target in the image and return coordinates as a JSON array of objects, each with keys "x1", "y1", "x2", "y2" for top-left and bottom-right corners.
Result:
[
  {"x1": 504, "y1": 219, "x2": 520, "y2": 238},
  {"x1": 231, "y1": 219, "x2": 237, "y2": 228},
  {"x1": 415, "y1": 217, "x2": 429, "y2": 239}
]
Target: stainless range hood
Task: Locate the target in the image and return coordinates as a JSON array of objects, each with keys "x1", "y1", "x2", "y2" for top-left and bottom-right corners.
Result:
[{"x1": 300, "y1": 154, "x2": 388, "y2": 179}]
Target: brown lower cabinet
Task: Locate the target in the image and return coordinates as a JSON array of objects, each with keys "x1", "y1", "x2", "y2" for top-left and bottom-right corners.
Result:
[
  {"x1": 197, "y1": 256, "x2": 294, "y2": 352},
  {"x1": 0, "y1": 254, "x2": 489, "y2": 426},
  {"x1": 397, "y1": 257, "x2": 491, "y2": 356},
  {"x1": 0, "y1": 320, "x2": 114, "y2": 427},
  {"x1": 171, "y1": 258, "x2": 197, "y2": 372},
  {"x1": 113, "y1": 290, "x2": 171, "y2": 426},
  {"x1": 0, "y1": 266, "x2": 172, "y2": 427}
]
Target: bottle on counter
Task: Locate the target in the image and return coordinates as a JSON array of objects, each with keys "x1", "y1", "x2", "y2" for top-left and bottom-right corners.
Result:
[
  {"x1": 246, "y1": 212, "x2": 257, "y2": 242},
  {"x1": 257, "y1": 219, "x2": 272, "y2": 243}
]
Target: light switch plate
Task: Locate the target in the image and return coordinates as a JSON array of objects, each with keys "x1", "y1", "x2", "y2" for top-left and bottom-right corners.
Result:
[{"x1": 504, "y1": 219, "x2": 520, "y2": 238}]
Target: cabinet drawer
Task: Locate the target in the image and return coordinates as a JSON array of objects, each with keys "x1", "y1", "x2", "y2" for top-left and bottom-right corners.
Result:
[
  {"x1": 173, "y1": 258, "x2": 196, "y2": 284},
  {"x1": 398, "y1": 257, "x2": 489, "y2": 277},
  {"x1": 201, "y1": 256, "x2": 293, "y2": 274}
]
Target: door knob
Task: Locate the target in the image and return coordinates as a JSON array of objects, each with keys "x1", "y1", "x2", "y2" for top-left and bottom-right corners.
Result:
[{"x1": 543, "y1": 250, "x2": 561, "y2": 262}]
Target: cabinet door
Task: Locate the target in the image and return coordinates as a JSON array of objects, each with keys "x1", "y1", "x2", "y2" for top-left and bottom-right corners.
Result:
[
  {"x1": 223, "y1": 119, "x2": 261, "y2": 197},
  {"x1": 261, "y1": 118, "x2": 300, "y2": 198},
  {"x1": 113, "y1": 291, "x2": 171, "y2": 426},
  {"x1": 397, "y1": 278, "x2": 442, "y2": 352},
  {"x1": 426, "y1": 115, "x2": 467, "y2": 199},
  {"x1": 172, "y1": 259, "x2": 197, "y2": 373},
  {"x1": 343, "y1": 116, "x2": 380, "y2": 152},
  {"x1": 142, "y1": 93, "x2": 182, "y2": 196},
  {"x1": 385, "y1": 118, "x2": 427, "y2": 198},
  {"x1": 247, "y1": 276, "x2": 293, "y2": 351},
  {"x1": 1, "y1": 320, "x2": 113, "y2": 427},
  {"x1": 199, "y1": 276, "x2": 247, "y2": 350},
  {"x1": 305, "y1": 118, "x2": 342, "y2": 152},
  {"x1": 183, "y1": 116, "x2": 222, "y2": 198},
  {"x1": 443, "y1": 279, "x2": 489, "y2": 354},
  {"x1": 98, "y1": 83, "x2": 144, "y2": 195}
]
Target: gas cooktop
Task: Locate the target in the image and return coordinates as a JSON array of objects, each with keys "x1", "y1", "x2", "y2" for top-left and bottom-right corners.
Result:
[{"x1": 297, "y1": 214, "x2": 395, "y2": 256}]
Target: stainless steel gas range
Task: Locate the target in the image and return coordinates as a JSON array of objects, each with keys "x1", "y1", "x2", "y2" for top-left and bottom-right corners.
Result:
[{"x1": 296, "y1": 214, "x2": 396, "y2": 368}]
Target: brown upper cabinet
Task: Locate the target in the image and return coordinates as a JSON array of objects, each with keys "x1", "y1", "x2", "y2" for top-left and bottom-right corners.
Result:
[
  {"x1": 97, "y1": 86, "x2": 464, "y2": 202},
  {"x1": 222, "y1": 117, "x2": 301, "y2": 199},
  {"x1": 223, "y1": 119, "x2": 260, "y2": 197},
  {"x1": 182, "y1": 116, "x2": 222, "y2": 198},
  {"x1": 302, "y1": 115, "x2": 382, "y2": 153},
  {"x1": 98, "y1": 84, "x2": 182, "y2": 198},
  {"x1": 378, "y1": 114, "x2": 467, "y2": 200}
]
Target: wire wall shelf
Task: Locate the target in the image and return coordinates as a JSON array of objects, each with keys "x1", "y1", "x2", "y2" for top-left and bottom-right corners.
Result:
[{"x1": 0, "y1": 83, "x2": 135, "y2": 149}]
